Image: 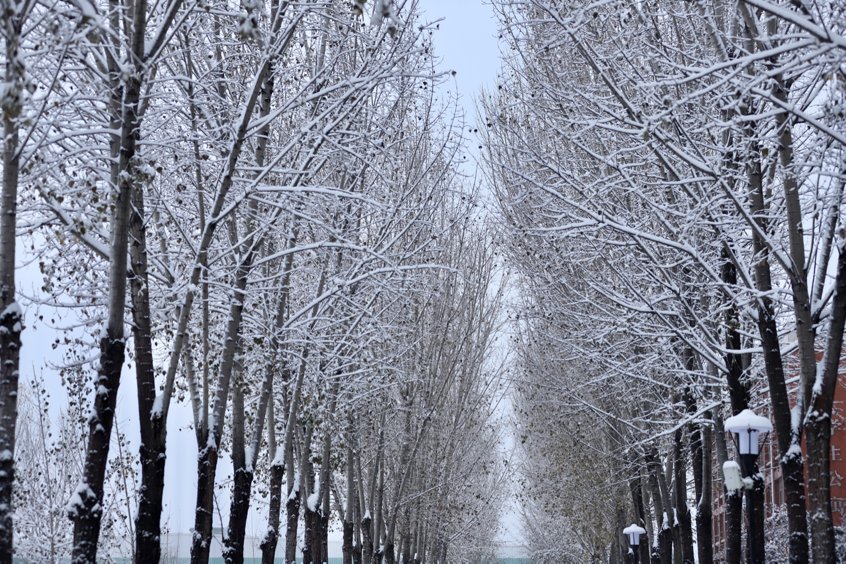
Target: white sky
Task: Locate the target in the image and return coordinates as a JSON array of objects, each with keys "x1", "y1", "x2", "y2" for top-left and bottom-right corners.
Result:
[{"x1": 420, "y1": 0, "x2": 501, "y2": 124}]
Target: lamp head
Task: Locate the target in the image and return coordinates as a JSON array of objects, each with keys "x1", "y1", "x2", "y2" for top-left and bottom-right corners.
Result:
[
  {"x1": 623, "y1": 524, "x2": 646, "y2": 547},
  {"x1": 724, "y1": 409, "x2": 772, "y2": 457}
]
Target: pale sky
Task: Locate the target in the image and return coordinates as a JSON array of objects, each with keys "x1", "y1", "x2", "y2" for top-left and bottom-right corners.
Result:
[{"x1": 420, "y1": 0, "x2": 501, "y2": 123}]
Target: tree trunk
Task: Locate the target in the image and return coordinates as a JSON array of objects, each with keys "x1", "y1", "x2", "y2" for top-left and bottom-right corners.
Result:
[
  {"x1": 129, "y1": 172, "x2": 167, "y2": 564},
  {"x1": 673, "y1": 429, "x2": 694, "y2": 564},
  {"x1": 353, "y1": 538, "x2": 363, "y2": 564},
  {"x1": 696, "y1": 412, "x2": 713, "y2": 564},
  {"x1": 261, "y1": 462, "x2": 285, "y2": 564},
  {"x1": 343, "y1": 520, "x2": 354, "y2": 564},
  {"x1": 70, "y1": 0, "x2": 145, "y2": 557},
  {"x1": 384, "y1": 542, "x2": 396, "y2": 564},
  {"x1": 745, "y1": 99, "x2": 809, "y2": 564},
  {"x1": 806, "y1": 414, "x2": 835, "y2": 562},
  {"x1": 318, "y1": 427, "x2": 332, "y2": 564},
  {"x1": 320, "y1": 509, "x2": 330, "y2": 564},
  {"x1": 191, "y1": 252, "x2": 251, "y2": 563},
  {"x1": 70, "y1": 335, "x2": 127, "y2": 564},
  {"x1": 225, "y1": 382, "x2": 252, "y2": 564},
  {"x1": 0, "y1": 9, "x2": 23, "y2": 560},
  {"x1": 303, "y1": 499, "x2": 316, "y2": 564},
  {"x1": 804, "y1": 231, "x2": 846, "y2": 563},
  {"x1": 629, "y1": 469, "x2": 649, "y2": 564},
  {"x1": 362, "y1": 512, "x2": 373, "y2": 564},
  {"x1": 715, "y1": 414, "x2": 742, "y2": 564},
  {"x1": 745, "y1": 468, "x2": 766, "y2": 564},
  {"x1": 343, "y1": 436, "x2": 356, "y2": 564},
  {"x1": 285, "y1": 489, "x2": 301, "y2": 564},
  {"x1": 191, "y1": 442, "x2": 218, "y2": 564},
  {"x1": 646, "y1": 449, "x2": 672, "y2": 564}
]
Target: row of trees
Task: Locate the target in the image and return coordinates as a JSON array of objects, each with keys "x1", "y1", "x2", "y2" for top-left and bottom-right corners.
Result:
[
  {"x1": 1, "y1": 0, "x2": 508, "y2": 562},
  {"x1": 484, "y1": 0, "x2": 845, "y2": 562}
]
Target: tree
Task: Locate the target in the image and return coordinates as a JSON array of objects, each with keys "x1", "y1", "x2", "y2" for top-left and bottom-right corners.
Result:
[{"x1": 484, "y1": 0, "x2": 845, "y2": 561}]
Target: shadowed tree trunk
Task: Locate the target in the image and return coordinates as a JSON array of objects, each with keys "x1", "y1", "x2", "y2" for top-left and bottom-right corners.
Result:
[
  {"x1": 192, "y1": 416, "x2": 220, "y2": 564},
  {"x1": 261, "y1": 397, "x2": 284, "y2": 564},
  {"x1": 629, "y1": 464, "x2": 649, "y2": 564},
  {"x1": 343, "y1": 438, "x2": 356, "y2": 564},
  {"x1": 130, "y1": 181, "x2": 166, "y2": 564},
  {"x1": 715, "y1": 414, "x2": 741, "y2": 564},
  {"x1": 361, "y1": 511, "x2": 373, "y2": 564},
  {"x1": 646, "y1": 449, "x2": 672, "y2": 564},
  {"x1": 224, "y1": 378, "x2": 251, "y2": 564},
  {"x1": 0, "y1": 6, "x2": 24, "y2": 560},
  {"x1": 805, "y1": 240, "x2": 846, "y2": 563},
  {"x1": 696, "y1": 411, "x2": 713, "y2": 564},
  {"x1": 673, "y1": 427, "x2": 694, "y2": 564},
  {"x1": 741, "y1": 92, "x2": 809, "y2": 564},
  {"x1": 261, "y1": 459, "x2": 285, "y2": 563},
  {"x1": 285, "y1": 483, "x2": 301, "y2": 564},
  {"x1": 70, "y1": 1, "x2": 145, "y2": 558},
  {"x1": 190, "y1": 255, "x2": 251, "y2": 564}
]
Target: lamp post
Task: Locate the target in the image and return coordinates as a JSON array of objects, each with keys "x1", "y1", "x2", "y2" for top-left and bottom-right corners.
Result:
[
  {"x1": 724, "y1": 409, "x2": 772, "y2": 564},
  {"x1": 622, "y1": 524, "x2": 646, "y2": 564}
]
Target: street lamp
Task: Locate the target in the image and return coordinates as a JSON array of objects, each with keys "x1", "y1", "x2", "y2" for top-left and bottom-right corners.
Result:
[
  {"x1": 622, "y1": 524, "x2": 646, "y2": 564},
  {"x1": 724, "y1": 408, "x2": 772, "y2": 564}
]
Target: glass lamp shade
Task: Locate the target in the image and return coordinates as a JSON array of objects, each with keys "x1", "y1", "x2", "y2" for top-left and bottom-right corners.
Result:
[
  {"x1": 737, "y1": 429, "x2": 760, "y2": 455},
  {"x1": 628, "y1": 531, "x2": 641, "y2": 546}
]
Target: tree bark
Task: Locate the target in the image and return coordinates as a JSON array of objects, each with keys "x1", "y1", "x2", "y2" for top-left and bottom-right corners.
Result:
[
  {"x1": 646, "y1": 449, "x2": 672, "y2": 564},
  {"x1": 745, "y1": 467, "x2": 767, "y2": 564},
  {"x1": 191, "y1": 441, "x2": 218, "y2": 564},
  {"x1": 804, "y1": 235, "x2": 846, "y2": 563},
  {"x1": 343, "y1": 437, "x2": 356, "y2": 564},
  {"x1": 70, "y1": 0, "x2": 145, "y2": 553},
  {"x1": 129, "y1": 171, "x2": 166, "y2": 564},
  {"x1": 303, "y1": 497, "x2": 316, "y2": 564},
  {"x1": 285, "y1": 489, "x2": 301, "y2": 564},
  {"x1": 747, "y1": 146, "x2": 809, "y2": 564},
  {"x1": 771, "y1": 68, "x2": 837, "y2": 561},
  {"x1": 261, "y1": 461, "x2": 285, "y2": 564},
  {"x1": 696, "y1": 412, "x2": 713, "y2": 564},
  {"x1": 362, "y1": 512, "x2": 373, "y2": 564},
  {"x1": 673, "y1": 428, "x2": 694, "y2": 564},
  {"x1": 0, "y1": 7, "x2": 23, "y2": 560},
  {"x1": 319, "y1": 429, "x2": 332, "y2": 564},
  {"x1": 224, "y1": 380, "x2": 252, "y2": 564},
  {"x1": 190, "y1": 252, "x2": 251, "y2": 563},
  {"x1": 344, "y1": 520, "x2": 355, "y2": 564},
  {"x1": 629, "y1": 468, "x2": 649, "y2": 564},
  {"x1": 715, "y1": 413, "x2": 742, "y2": 564}
]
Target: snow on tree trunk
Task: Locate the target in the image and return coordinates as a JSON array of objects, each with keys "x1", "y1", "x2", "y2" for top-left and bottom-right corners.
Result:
[
  {"x1": 190, "y1": 442, "x2": 217, "y2": 564},
  {"x1": 260, "y1": 461, "x2": 285, "y2": 564},
  {"x1": 285, "y1": 489, "x2": 301, "y2": 564},
  {"x1": 0, "y1": 2, "x2": 23, "y2": 558},
  {"x1": 224, "y1": 377, "x2": 251, "y2": 564},
  {"x1": 129, "y1": 174, "x2": 166, "y2": 564}
]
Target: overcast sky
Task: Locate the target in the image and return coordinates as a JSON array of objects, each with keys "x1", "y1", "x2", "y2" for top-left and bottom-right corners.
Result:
[{"x1": 420, "y1": 0, "x2": 501, "y2": 123}]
